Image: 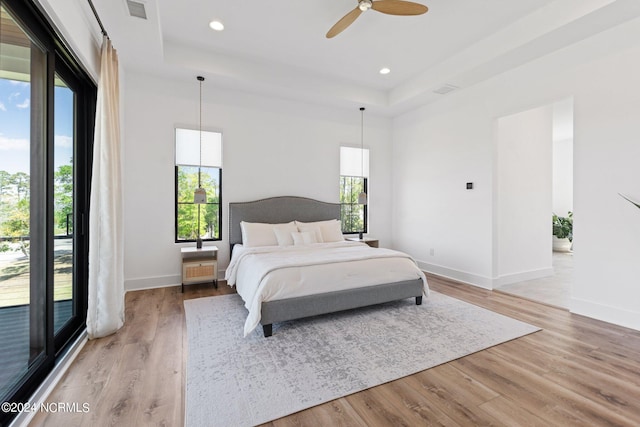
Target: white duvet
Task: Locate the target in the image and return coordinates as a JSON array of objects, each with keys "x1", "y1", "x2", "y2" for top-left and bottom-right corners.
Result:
[{"x1": 225, "y1": 241, "x2": 429, "y2": 336}]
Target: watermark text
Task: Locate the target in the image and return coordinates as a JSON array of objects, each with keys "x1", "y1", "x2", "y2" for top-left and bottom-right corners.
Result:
[{"x1": 1, "y1": 401, "x2": 90, "y2": 414}]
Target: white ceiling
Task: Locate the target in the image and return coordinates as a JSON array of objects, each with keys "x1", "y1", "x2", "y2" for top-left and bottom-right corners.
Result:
[{"x1": 93, "y1": 0, "x2": 640, "y2": 115}]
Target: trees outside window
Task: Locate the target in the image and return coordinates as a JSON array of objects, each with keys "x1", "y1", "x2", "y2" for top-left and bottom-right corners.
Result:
[
  {"x1": 175, "y1": 166, "x2": 221, "y2": 241},
  {"x1": 339, "y1": 176, "x2": 367, "y2": 234}
]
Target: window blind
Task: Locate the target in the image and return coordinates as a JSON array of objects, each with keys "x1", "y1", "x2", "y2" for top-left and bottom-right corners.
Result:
[
  {"x1": 175, "y1": 128, "x2": 222, "y2": 168},
  {"x1": 340, "y1": 146, "x2": 369, "y2": 177}
]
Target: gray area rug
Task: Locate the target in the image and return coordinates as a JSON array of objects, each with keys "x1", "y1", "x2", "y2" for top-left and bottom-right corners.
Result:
[{"x1": 184, "y1": 292, "x2": 540, "y2": 427}]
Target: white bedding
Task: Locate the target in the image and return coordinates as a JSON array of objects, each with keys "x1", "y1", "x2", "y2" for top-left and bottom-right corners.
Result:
[{"x1": 225, "y1": 241, "x2": 429, "y2": 336}]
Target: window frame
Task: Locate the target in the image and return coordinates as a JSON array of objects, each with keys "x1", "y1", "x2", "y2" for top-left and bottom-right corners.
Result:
[
  {"x1": 173, "y1": 127, "x2": 223, "y2": 243},
  {"x1": 339, "y1": 145, "x2": 369, "y2": 235},
  {"x1": 339, "y1": 175, "x2": 368, "y2": 235},
  {"x1": 174, "y1": 165, "x2": 223, "y2": 242}
]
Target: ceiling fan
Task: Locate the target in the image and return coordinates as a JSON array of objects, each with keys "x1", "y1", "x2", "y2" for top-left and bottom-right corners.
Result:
[{"x1": 326, "y1": 0, "x2": 429, "y2": 38}]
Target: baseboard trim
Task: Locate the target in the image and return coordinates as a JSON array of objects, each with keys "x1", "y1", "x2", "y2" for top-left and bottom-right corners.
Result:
[
  {"x1": 125, "y1": 275, "x2": 181, "y2": 291},
  {"x1": 125, "y1": 270, "x2": 227, "y2": 292},
  {"x1": 417, "y1": 261, "x2": 557, "y2": 291},
  {"x1": 11, "y1": 331, "x2": 88, "y2": 427},
  {"x1": 416, "y1": 260, "x2": 493, "y2": 290},
  {"x1": 124, "y1": 275, "x2": 182, "y2": 292},
  {"x1": 494, "y1": 267, "x2": 554, "y2": 287},
  {"x1": 570, "y1": 297, "x2": 640, "y2": 332}
]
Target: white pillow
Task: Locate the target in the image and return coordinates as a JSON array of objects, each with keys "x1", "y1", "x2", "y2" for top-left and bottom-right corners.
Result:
[
  {"x1": 296, "y1": 222, "x2": 324, "y2": 243},
  {"x1": 296, "y1": 220, "x2": 344, "y2": 243},
  {"x1": 241, "y1": 221, "x2": 295, "y2": 247},
  {"x1": 291, "y1": 231, "x2": 317, "y2": 246},
  {"x1": 320, "y1": 220, "x2": 344, "y2": 242},
  {"x1": 273, "y1": 222, "x2": 298, "y2": 246}
]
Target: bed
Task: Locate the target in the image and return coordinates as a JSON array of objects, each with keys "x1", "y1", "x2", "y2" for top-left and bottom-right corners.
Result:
[{"x1": 226, "y1": 196, "x2": 428, "y2": 337}]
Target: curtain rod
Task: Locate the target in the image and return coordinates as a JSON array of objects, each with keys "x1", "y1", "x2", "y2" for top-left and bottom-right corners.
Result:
[{"x1": 87, "y1": 0, "x2": 109, "y2": 38}]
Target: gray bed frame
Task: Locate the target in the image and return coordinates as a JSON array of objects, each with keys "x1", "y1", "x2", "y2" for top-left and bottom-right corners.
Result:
[{"x1": 228, "y1": 196, "x2": 424, "y2": 337}]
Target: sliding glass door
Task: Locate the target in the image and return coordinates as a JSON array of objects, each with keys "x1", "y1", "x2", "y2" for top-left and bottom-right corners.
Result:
[
  {"x1": 0, "y1": 1, "x2": 94, "y2": 424},
  {"x1": 53, "y1": 73, "x2": 75, "y2": 334},
  {"x1": 0, "y1": 0, "x2": 46, "y2": 402},
  {"x1": 0, "y1": 3, "x2": 44, "y2": 400}
]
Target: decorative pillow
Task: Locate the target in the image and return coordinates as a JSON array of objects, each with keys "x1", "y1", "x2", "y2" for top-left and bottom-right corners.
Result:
[
  {"x1": 296, "y1": 219, "x2": 343, "y2": 243},
  {"x1": 291, "y1": 231, "x2": 317, "y2": 246},
  {"x1": 295, "y1": 222, "x2": 324, "y2": 243},
  {"x1": 273, "y1": 222, "x2": 298, "y2": 246},
  {"x1": 241, "y1": 221, "x2": 295, "y2": 247}
]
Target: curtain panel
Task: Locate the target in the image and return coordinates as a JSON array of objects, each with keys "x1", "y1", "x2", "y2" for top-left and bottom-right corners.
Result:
[{"x1": 87, "y1": 36, "x2": 124, "y2": 339}]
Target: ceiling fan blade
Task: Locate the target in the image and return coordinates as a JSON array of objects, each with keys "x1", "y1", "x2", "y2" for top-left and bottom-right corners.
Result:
[
  {"x1": 326, "y1": 7, "x2": 363, "y2": 38},
  {"x1": 371, "y1": 0, "x2": 428, "y2": 16}
]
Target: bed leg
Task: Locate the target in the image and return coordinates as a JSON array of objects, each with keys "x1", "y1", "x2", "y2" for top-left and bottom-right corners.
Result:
[
  {"x1": 416, "y1": 296, "x2": 422, "y2": 305},
  {"x1": 262, "y1": 324, "x2": 273, "y2": 337}
]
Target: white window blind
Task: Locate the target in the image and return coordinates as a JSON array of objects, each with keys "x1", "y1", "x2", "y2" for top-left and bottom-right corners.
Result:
[
  {"x1": 175, "y1": 128, "x2": 222, "y2": 168},
  {"x1": 340, "y1": 146, "x2": 369, "y2": 178}
]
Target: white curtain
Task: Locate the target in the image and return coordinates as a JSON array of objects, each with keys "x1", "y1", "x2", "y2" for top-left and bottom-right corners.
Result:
[{"x1": 87, "y1": 36, "x2": 124, "y2": 339}]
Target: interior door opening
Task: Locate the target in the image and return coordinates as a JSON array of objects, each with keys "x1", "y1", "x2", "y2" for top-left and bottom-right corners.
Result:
[{"x1": 495, "y1": 98, "x2": 574, "y2": 308}]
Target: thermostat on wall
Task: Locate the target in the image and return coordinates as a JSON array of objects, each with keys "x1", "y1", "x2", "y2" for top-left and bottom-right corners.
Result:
[{"x1": 466, "y1": 182, "x2": 473, "y2": 190}]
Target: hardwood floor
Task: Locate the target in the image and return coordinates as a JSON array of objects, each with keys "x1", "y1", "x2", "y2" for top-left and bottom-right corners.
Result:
[{"x1": 29, "y1": 275, "x2": 640, "y2": 427}]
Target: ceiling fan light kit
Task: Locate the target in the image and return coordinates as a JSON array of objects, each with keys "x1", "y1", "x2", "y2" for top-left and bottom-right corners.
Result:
[
  {"x1": 327, "y1": 0, "x2": 429, "y2": 38},
  {"x1": 359, "y1": 0, "x2": 373, "y2": 11}
]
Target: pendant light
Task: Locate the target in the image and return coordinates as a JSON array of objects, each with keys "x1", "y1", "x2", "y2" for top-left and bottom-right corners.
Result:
[
  {"x1": 193, "y1": 76, "x2": 207, "y2": 204},
  {"x1": 357, "y1": 107, "x2": 368, "y2": 205}
]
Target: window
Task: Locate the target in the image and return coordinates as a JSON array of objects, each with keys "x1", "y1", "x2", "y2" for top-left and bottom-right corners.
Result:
[
  {"x1": 340, "y1": 146, "x2": 369, "y2": 234},
  {"x1": 175, "y1": 128, "x2": 222, "y2": 242},
  {"x1": 0, "y1": 1, "x2": 95, "y2": 424}
]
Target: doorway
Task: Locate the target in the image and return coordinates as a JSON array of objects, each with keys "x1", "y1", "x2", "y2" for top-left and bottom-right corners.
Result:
[{"x1": 495, "y1": 98, "x2": 574, "y2": 308}]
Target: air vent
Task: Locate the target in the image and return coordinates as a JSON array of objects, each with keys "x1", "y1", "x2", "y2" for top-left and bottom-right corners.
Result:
[
  {"x1": 433, "y1": 84, "x2": 459, "y2": 95},
  {"x1": 126, "y1": 0, "x2": 147, "y2": 20}
]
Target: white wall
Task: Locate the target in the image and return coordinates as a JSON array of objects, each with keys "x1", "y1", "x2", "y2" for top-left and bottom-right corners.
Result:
[
  {"x1": 122, "y1": 72, "x2": 393, "y2": 290},
  {"x1": 36, "y1": 0, "x2": 101, "y2": 80},
  {"x1": 393, "y1": 16, "x2": 640, "y2": 330},
  {"x1": 496, "y1": 106, "x2": 553, "y2": 285},
  {"x1": 571, "y1": 43, "x2": 640, "y2": 330},
  {"x1": 552, "y1": 99, "x2": 574, "y2": 216},
  {"x1": 552, "y1": 138, "x2": 574, "y2": 216},
  {"x1": 392, "y1": 101, "x2": 494, "y2": 288}
]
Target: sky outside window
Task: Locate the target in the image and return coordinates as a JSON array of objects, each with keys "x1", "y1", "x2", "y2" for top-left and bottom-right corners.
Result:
[{"x1": 0, "y1": 78, "x2": 73, "y2": 174}]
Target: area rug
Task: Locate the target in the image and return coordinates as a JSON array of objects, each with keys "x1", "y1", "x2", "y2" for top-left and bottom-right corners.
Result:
[{"x1": 184, "y1": 292, "x2": 540, "y2": 427}]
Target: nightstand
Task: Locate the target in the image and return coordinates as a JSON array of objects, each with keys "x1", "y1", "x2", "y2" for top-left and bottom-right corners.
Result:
[
  {"x1": 346, "y1": 237, "x2": 379, "y2": 248},
  {"x1": 181, "y1": 246, "x2": 218, "y2": 292}
]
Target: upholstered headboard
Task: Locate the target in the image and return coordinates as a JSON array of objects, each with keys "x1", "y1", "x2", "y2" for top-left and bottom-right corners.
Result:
[{"x1": 228, "y1": 196, "x2": 341, "y2": 249}]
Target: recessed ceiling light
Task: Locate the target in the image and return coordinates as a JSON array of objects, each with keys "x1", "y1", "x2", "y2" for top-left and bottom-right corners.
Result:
[
  {"x1": 379, "y1": 67, "x2": 391, "y2": 75},
  {"x1": 209, "y1": 20, "x2": 224, "y2": 31}
]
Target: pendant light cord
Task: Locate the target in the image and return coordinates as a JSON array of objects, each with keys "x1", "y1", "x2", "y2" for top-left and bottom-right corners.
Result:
[
  {"x1": 360, "y1": 107, "x2": 365, "y2": 177},
  {"x1": 197, "y1": 76, "x2": 204, "y2": 188}
]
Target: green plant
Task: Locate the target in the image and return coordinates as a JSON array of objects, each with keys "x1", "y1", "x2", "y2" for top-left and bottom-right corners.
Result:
[{"x1": 552, "y1": 212, "x2": 573, "y2": 242}]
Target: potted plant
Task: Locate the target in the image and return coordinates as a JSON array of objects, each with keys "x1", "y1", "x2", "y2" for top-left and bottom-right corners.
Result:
[{"x1": 552, "y1": 211, "x2": 573, "y2": 252}]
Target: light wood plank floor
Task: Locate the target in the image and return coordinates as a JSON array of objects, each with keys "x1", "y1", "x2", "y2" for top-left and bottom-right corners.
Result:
[{"x1": 30, "y1": 275, "x2": 640, "y2": 427}]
